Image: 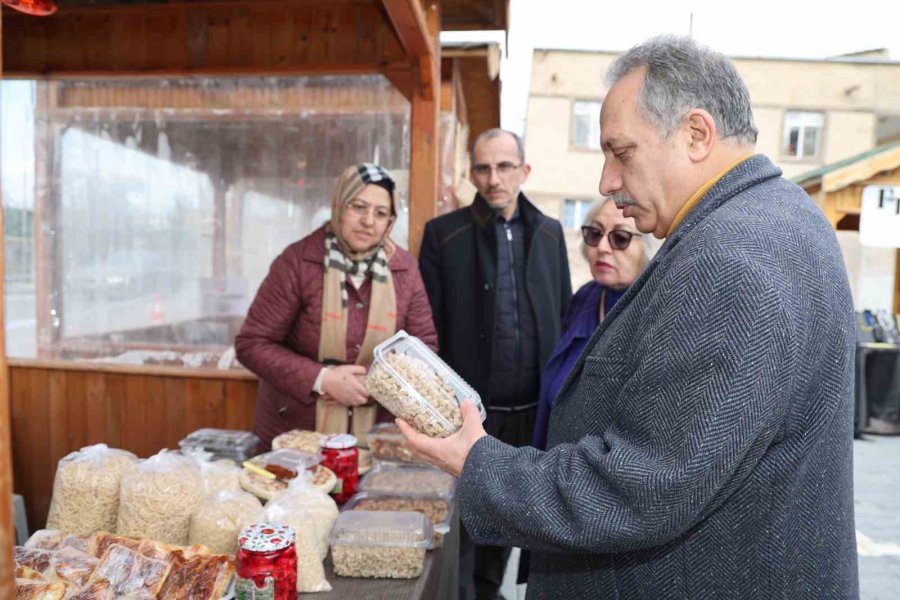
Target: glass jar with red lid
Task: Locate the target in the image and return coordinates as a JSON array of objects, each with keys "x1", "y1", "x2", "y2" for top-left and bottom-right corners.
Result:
[
  {"x1": 235, "y1": 523, "x2": 297, "y2": 600},
  {"x1": 321, "y1": 433, "x2": 359, "y2": 503}
]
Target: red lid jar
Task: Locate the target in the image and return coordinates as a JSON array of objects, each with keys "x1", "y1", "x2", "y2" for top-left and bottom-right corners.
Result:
[
  {"x1": 321, "y1": 433, "x2": 359, "y2": 503},
  {"x1": 235, "y1": 523, "x2": 297, "y2": 600}
]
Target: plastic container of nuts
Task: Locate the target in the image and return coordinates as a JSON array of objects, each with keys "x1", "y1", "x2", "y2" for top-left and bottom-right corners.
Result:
[
  {"x1": 366, "y1": 422, "x2": 426, "y2": 465},
  {"x1": 358, "y1": 463, "x2": 457, "y2": 499},
  {"x1": 329, "y1": 510, "x2": 433, "y2": 579},
  {"x1": 365, "y1": 330, "x2": 486, "y2": 438},
  {"x1": 343, "y1": 491, "x2": 452, "y2": 547}
]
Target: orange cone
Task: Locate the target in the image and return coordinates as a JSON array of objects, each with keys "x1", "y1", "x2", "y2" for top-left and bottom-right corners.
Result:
[{"x1": 150, "y1": 293, "x2": 165, "y2": 325}]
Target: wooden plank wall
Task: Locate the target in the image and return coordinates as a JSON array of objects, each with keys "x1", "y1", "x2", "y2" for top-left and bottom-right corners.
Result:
[
  {"x1": 9, "y1": 362, "x2": 257, "y2": 533},
  {"x1": 2, "y1": 0, "x2": 407, "y2": 76}
]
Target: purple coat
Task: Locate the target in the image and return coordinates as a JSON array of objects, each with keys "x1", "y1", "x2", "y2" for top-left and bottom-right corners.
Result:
[{"x1": 235, "y1": 226, "x2": 438, "y2": 447}]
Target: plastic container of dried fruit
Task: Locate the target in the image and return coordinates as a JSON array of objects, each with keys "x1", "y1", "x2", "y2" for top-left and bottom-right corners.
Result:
[
  {"x1": 358, "y1": 463, "x2": 457, "y2": 499},
  {"x1": 342, "y1": 491, "x2": 452, "y2": 547},
  {"x1": 247, "y1": 448, "x2": 322, "y2": 478},
  {"x1": 365, "y1": 330, "x2": 486, "y2": 437},
  {"x1": 328, "y1": 510, "x2": 433, "y2": 579},
  {"x1": 178, "y1": 428, "x2": 260, "y2": 463}
]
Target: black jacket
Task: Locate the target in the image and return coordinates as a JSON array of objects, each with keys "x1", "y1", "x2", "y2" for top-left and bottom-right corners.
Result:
[{"x1": 419, "y1": 193, "x2": 572, "y2": 408}]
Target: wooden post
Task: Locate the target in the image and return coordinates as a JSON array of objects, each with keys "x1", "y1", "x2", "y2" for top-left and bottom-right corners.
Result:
[
  {"x1": 0, "y1": 6, "x2": 19, "y2": 597},
  {"x1": 407, "y1": 0, "x2": 440, "y2": 257},
  {"x1": 894, "y1": 249, "x2": 900, "y2": 315}
]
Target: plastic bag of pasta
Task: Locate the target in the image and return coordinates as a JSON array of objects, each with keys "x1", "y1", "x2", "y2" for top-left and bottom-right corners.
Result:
[
  {"x1": 182, "y1": 447, "x2": 243, "y2": 498},
  {"x1": 116, "y1": 451, "x2": 203, "y2": 545},
  {"x1": 46, "y1": 444, "x2": 137, "y2": 536},
  {"x1": 267, "y1": 474, "x2": 339, "y2": 561},
  {"x1": 188, "y1": 490, "x2": 262, "y2": 555},
  {"x1": 262, "y1": 500, "x2": 331, "y2": 593}
]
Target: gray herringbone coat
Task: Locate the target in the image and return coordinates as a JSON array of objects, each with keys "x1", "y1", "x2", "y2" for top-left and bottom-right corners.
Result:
[{"x1": 458, "y1": 155, "x2": 859, "y2": 599}]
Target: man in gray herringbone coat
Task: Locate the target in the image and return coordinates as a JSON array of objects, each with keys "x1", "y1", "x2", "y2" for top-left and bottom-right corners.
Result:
[{"x1": 399, "y1": 35, "x2": 859, "y2": 599}]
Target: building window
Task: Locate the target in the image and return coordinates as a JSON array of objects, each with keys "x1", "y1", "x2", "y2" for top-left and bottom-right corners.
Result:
[
  {"x1": 571, "y1": 100, "x2": 602, "y2": 150},
  {"x1": 782, "y1": 111, "x2": 824, "y2": 159},
  {"x1": 563, "y1": 198, "x2": 595, "y2": 229}
]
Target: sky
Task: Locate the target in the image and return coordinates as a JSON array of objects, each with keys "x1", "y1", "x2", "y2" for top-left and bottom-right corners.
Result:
[{"x1": 442, "y1": 0, "x2": 900, "y2": 135}]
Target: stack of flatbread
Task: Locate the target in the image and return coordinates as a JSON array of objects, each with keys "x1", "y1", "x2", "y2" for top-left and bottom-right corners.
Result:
[{"x1": 15, "y1": 530, "x2": 234, "y2": 600}]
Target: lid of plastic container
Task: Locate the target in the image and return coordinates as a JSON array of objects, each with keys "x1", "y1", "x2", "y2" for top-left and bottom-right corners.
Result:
[
  {"x1": 327, "y1": 510, "x2": 432, "y2": 548},
  {"x1": 323, "y1": 433, "x2": 357, "y2": 450},
  {"x1": 238, "y1": 523, "x2": 295, "y2": 552},
  {"x1": 179, "y1": 428, "x2": 260, "y2": 451},
  {"x1": 359, "y1": 464, "x2": 457, "y2": 498},
  {"x1": 343, "y1": 492, "x2": 453, "y2": 529}
]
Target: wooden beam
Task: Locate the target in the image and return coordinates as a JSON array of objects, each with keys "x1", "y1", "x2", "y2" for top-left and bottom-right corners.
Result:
[
  {"x1": 2, "y1": 0, "x2": 407, "y2": 76},
  {"x1": 0, "y1": 6, "x2": 18, "y2": 597},
  {"x1": 822, "y1": 145, "x2": 900, "y2": 193},
  {"x1": 407, "y1": 0, "x2": 440, "y2": 257},
  {"x1": 380, "y1": 0, "x2": 437, "y2": 101},
  {"x1": 894, "y1": 249, "x2": 900, "y2": 316}
]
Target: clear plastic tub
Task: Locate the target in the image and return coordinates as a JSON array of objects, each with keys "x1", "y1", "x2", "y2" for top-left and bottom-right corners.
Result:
[
  {"x1": 343, "y1": 492, "x2": 451, "y2": 547},
  {"x1": 328, "y1": 511, "x2": 432, "y2": 579},
  {"x1": 178, "y1": 429, "x2": 260, "y2": 463},
  {"x1": 358, "y1": 464, "x2": 457, "y2": 499},
  {"x1": 366, "y1": 423, "x2": 426, "y2": 465},
  {"x1": 251, "y1": 448, "x2": 322, "y2": 479},
  {"x1": 364, "y1": 330, "x2": 486, "y2": 438}
]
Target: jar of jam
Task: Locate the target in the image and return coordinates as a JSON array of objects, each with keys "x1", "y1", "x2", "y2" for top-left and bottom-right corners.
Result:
[
  {"x1": 235, "y1": 523, "x2": 297, "y2": 600},
  {"x1": 321, "y1": 433, "x2": 359, "y2": 503}
]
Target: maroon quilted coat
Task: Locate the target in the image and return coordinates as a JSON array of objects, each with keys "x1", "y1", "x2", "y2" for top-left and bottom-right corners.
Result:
[{"x1": 235, "y1": 226, "x2": 438, "y2": 448}]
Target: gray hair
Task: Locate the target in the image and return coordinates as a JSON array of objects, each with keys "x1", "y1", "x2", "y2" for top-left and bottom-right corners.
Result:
[
  {"x1": 606, "y1": 35, "x2": 758, "y2": 145},
  {"x1": 470, "y1": 128, "x2": 526, "y2": 163},
  {"x1": 580, "y1": 198, "x2": 662, "y2": 266}
]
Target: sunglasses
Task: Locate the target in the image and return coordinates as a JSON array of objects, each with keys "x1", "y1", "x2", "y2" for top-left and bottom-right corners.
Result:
[{"x1": 581, "y1": 225, "x2": 641, "y2": 250}]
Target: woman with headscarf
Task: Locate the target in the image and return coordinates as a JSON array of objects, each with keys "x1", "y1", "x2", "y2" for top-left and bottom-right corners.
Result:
[{"x1": 236, "y1": 164, "x2": 438, "y2": 450}]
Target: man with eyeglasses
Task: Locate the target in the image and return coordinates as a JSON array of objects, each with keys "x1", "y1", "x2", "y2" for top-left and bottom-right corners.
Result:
[
  {"x1": 403, "y1": 36, "x2": 858, "y2": 600},
  {"x1": 419, "y1": 127, "x2": 572, "y2": 600}
]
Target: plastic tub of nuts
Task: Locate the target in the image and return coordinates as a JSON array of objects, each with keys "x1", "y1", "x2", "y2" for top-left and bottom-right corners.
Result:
[
  {"x1": 343, "y1": 492, "x2": 452, "y2": 547},
  {"x1": 365, "y1": 330, "x2": 486, "y2": 438},
  {"x1": 359, "y1": 464, "x2": 457, "y2": 498},
  {"x1": 329, "y1": 510, "x2": 433, "y2": 579}
]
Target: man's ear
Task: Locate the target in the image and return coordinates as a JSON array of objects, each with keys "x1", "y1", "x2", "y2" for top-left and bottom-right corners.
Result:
[{"x1": 684, "y1": 109, "x2": 716, "y2": 162}]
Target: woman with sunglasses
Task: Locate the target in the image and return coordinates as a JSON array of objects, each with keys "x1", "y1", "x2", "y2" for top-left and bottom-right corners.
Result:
[
  {"x1": 531, "y1": 198, "x2": 660, "y2": 450},
  {"x1": 235, "y1": 164, "x2": 438, "y2": 450}
]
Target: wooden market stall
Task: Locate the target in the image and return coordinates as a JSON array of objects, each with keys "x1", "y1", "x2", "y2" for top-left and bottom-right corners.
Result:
[
  {"x1": 0, "y1": 0, "x2": 508, "y2": 593},
  {"x1": 795, "y1": 141, "x2": 900, "y2": 435},
  {"x1": 794, "y1": 141, "x2": 900, "y2": 314}
]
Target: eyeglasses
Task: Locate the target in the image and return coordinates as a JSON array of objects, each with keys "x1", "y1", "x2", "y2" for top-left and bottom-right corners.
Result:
[
  {"x1": 346, "y1": 200, "x2": 393, "y2": 224},
  {"x1": 471, "y1": 162, "x2": 522, "y2": 178},
  {"x1": 581, "y1": 226, "x2": 641, "y2": 250}
]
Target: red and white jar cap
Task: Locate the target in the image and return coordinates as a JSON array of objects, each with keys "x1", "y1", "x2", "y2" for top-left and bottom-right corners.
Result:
[{"x1": 238, "y1": 523, "x2": 295, "y2": 552}]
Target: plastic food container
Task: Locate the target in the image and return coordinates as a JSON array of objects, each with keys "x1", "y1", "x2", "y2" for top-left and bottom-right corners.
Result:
[
  {"x1": 328, "y1": 511, "x2": 432, "y2": 579},
  {"x1": 364, "y1": 330, "x2": 486, "y2": 438},
  {"x1": 178, "y1": 429, "x2": 260, "y2": 463},
  {"x1": 366, "y1": 423, "x2": 426, "y2": 465},
  {"x1": 252, "y1": 448, "x2": 322, "y2": 479},
  {"x1": 359, "y1": 464, "x2": 457, "y2": 499},
  {"x1": 343, "y1": 492, "x2": 452, "y2": 547}
]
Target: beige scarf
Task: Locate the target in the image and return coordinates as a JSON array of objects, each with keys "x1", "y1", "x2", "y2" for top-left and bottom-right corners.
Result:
[{"x1": 316, "y1": 164, "x2": 397, "y2": 441}]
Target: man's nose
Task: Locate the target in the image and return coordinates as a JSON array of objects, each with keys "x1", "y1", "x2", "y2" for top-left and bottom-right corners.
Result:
[{"x1": 599, "y1": 160, "x2": 622, "y2": 197}]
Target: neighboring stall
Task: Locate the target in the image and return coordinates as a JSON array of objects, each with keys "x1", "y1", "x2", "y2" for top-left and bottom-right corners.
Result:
[
  {"x1": 794, "y1": 141, "x2": 900, "y2": 434},
  {"x1": 0, "y1": 0, "x2": 509, "y2": 593}
]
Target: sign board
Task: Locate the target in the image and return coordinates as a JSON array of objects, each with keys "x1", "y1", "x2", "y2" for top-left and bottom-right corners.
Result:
[{"x1": 859, "y1": 185, "x2": 900, "y2": 248}]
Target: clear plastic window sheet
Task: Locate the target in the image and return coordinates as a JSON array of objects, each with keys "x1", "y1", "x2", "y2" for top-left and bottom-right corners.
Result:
[{"x1": 0, "y1": 75, "x2": 411, "y2": 366}]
